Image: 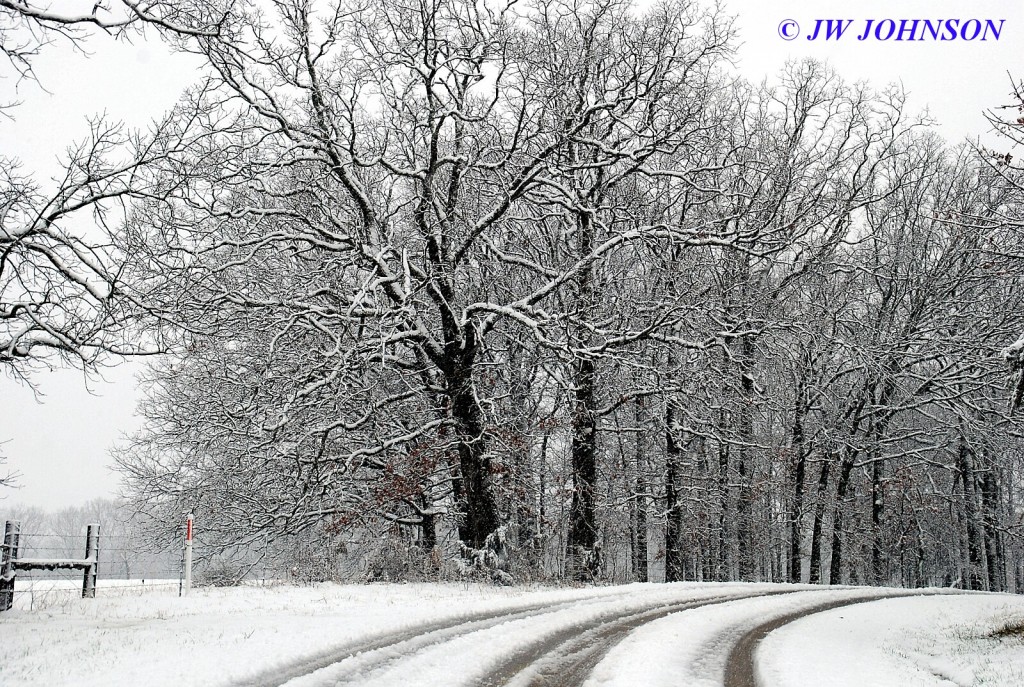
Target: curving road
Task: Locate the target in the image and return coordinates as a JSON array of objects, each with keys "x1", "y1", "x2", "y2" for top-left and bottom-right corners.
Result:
[
  {"x1": 245, "y1": 585, "x2": 952, "y2": 687},
  {"x1": 722, "y1": 593, "x2": 935, "y2": 687}
]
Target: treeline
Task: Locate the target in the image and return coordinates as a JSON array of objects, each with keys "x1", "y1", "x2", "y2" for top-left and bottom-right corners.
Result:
[{"x1": 74, "y1": 0, "x2": 1024, "y2": 589}]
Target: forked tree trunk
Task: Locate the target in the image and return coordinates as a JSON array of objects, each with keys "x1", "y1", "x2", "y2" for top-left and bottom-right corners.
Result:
[{"x1": 446, "y1": 347, "x2": 499, "y2": 549}]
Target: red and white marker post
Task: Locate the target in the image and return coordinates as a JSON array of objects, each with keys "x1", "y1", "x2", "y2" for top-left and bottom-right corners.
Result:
[{"x1": 183, "y1": 513, "x2": 194, "y2": 596}]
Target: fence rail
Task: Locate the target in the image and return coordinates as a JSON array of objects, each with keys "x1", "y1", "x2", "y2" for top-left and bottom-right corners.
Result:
[{"x1": 1, "y1": 520, "x2": 184, "y2": 612}]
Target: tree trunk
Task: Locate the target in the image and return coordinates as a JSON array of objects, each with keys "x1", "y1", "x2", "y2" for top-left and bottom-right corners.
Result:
[
  {"x1": 717, "y1": 435, "x2": 731, "y2": 580},
  {"x1": 870, "y1": 458, "x2": 885, "y2": 584},
  {"x1": 634, "y1": 400, "x2": 649, "y2": 582},
  {"x1": 981, "y1": 467, "x2": 1004, "y2": 593},
  {"x1": 566, "y1": 203, "x2": 600, "y2": 581},
  {"x1": 567, "y1": 356, "x2": 599, "y2": 581},
  {"x1": 421, "y1": 508, "x2": 437, "y2": 551},
  {"x1": 808, "y1": 459, "x2": 830, "y2": 584},
  {"x1": 788, "y1": 379, "x2": 808, "y2": 584},
  {"x1": 829, "y1": 451, "x2": 856, "y2": 586},
  {"x1": 665, "y1": 396, "x2": 684, "y2": 582},
  {"x1": 957, "y1": 436, "x2": 985, "y2": 590},
  {"x1": 829, "y1": 393, "x2": 868, "y2": 586},
  {"x1": 537, "y1": 431, "x2": 549, "y2": 564},
  {"x1": 446, "y1": 344, "x2": 499, "y2": 549},
  {"x1": 736, "y1": 334, "x2": 756, "y2": 581}
]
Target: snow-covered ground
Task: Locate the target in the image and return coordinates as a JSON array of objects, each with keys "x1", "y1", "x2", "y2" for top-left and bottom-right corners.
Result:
[
  {"x1": 1, "y1": 580, "x2": 1022, "y2": 686},
  {"x1": 759, "y1": 593, "x2": 1024, "y2": 687},
  {"x1": 1, "y1": 580, "x2": 716, "y2": 686},
  {"x1": 584, "y1": 586, "x2": 897, "y2": 687}
]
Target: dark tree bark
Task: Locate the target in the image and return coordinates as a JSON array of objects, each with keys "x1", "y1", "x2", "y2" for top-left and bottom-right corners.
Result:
[
  {"x1": 981, "y1": 466, "x2": 1005, "y2": 592},
  {"x1": 809, "y1": 458, "x2": 830, "y2": 584},
  {"x1": 870, "y1": 457, "x2": 885, "y2": 584},
  {"x1": 420, "y1": 505, "x2": 437, "y2": 550},
  {"x1": 633, "y1": 400, "x2": 649, "y2": 583},
  {"x1": 829, "y1": 392, "x2": 869, "y2": 586},
  {"x1": 717, "y1": 435, "x2": 731, "y2": 580},
  {"x1": 567, "y1": 355, "x2": 600, "y2": 581},
  {"x1": 665, "y1": 396, "x2": 684, "y2": 582},
  {"x1": 788, "y1": 373, "x2": 809, "y2": 584},
  {"x1": 538, "y1": 431, "x2": 549, "y2": 546},
  {"x1": 956, "y1": 436, "x2": 985, "y2": 590},
  {"x1": 445, "y1": 333, "x2": 499, "y2": 548},
  {"x1": 736, "y1": 334, "x2": 756, "y2": 580},
  {"x1": 830, "y1": 450, "x2": 857, "y2": 586}
]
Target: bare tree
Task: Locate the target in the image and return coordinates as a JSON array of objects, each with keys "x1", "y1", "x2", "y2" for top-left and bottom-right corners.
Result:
[
  {"x1": 114, "y1": 0, "x2": 733, "y2": 561},
  {"x1": 0, "y1": 0, "x2": 230, "y2": 384},
  {"x1": 100, "y1": 0, "x2": 1024, "y2": 589},
  {"x1": 0, "y1": 0, "x2": 225, "y2": 83}
]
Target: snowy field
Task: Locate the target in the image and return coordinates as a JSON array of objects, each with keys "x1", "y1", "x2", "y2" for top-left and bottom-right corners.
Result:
[
  {"x1": 5, "y1": 578, "x2": 181, "y2": 612},
  {"x1": 0, "y1": 581, "x2": 1022, "y2": 686}
]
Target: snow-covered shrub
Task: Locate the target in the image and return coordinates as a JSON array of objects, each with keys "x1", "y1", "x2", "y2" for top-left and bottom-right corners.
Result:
[
  {"x1": 196, "y1": 559, "x2": 245, "y2": 587},
  {"x1": 363, "y1": 537, "x2": 444, "y2": 582}
]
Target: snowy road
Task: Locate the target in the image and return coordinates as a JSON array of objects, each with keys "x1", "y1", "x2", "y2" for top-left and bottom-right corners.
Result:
[
  {"x1": 251, "y1": 586, "x2": 926, "y2": 687},
  {"x1": 3, "y1": 582, "x2": 1022, "y2": 687},
  {"x1": 723, "y1": 593, "x2": 913, "y2": 687}
]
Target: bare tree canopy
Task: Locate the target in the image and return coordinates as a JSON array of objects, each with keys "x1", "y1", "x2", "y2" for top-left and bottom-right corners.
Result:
[
  {"x1": 4, "y1": 0, "x2": 1024, "y2": 589},
  {"x1": 0, "y1": 0, "x2": 232, "y2": 381},
  {"x1": 0, "y1": 0, "x2": 226, "y2": 86}
]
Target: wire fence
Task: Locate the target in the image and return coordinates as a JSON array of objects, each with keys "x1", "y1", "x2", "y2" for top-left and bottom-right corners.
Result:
[
  {"x1": 9, "y1": 577, "x2": 182, "y2": 611},
  {"x1": 2, "y1": 526, "x2": 185, "y2": 610},
  {"x1": 9, "y1": 532, "x2": 182, "y2": 580},
  {"x1": 2, "y1": 521, "x2": 447, "y2": 612}
]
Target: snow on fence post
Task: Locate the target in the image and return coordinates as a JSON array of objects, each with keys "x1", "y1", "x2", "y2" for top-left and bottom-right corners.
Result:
[
  {"x1": 82, "y1": 524, "x2": 99, "y2": 599},
  {"x1": 183, "y1": 513, "x2": 193, "y2": 596},
  {"x1": 1, "y1": 520, "x2": 21, "y2": 612},
  {"x1": 1, "y1": 522, "x2": 102, "y2": 609}
]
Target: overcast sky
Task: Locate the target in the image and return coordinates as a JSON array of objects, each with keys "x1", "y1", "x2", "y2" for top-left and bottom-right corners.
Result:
[{"x1": 1, "y1": 0, "x2": 1022, "y2": 512}]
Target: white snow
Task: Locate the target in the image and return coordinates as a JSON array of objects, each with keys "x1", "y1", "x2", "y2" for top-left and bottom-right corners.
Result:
[
  {"x1": 758, "y1": 593, "x2": 1024, "y2": 687},
  {"x1": 583, "y1": 586, "x2": 898, "y2": 687},
  {"x1": 1003, "y1": 333, "x2": 1024, "y2": 364},
  {"x1": 3, "y1": 581, "x2": 1024, "y2": 687},
  {"x1": 0, "y1": 580, "x2": 721, "y2": 687},
  {"x1": 282, "y1": 582, "x2": 775, "y2": 687}
]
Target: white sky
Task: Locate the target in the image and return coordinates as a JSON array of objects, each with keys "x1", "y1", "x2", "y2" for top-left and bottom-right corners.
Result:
[{"x1": 1, "y1": 0, "x2": 1022, "y2": 511}]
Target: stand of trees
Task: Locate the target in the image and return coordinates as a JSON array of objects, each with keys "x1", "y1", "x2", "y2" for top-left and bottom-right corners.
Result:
[{"x1": 5, "y1": 0, "x2": 1024, "y2": 588}]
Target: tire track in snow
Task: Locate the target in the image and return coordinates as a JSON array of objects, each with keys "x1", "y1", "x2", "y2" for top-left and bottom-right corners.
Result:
[
  {"x1": 723, "y1": 591, "x2": 948, "y2": 687},
  {"x1": 240, "y1": 586, "x2": 659, "y2": 687},
  {"x1": 477, "y1": 589, "x2": 799, "y2": 687},
  {"x1": 254, "y1": 586, "x2": 917, "y2": 687},
  {"x1": 283, "y1": 588, "x2": 770, "y2": 687}
]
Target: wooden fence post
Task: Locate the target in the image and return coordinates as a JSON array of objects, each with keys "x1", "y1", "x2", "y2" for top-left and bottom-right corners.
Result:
[
  {"x1": 1, "y1": 520, "x2": 21, "y2": 612},
  {"x1": 82, "y1": 524, "x2": 99, "y2": 599}
]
